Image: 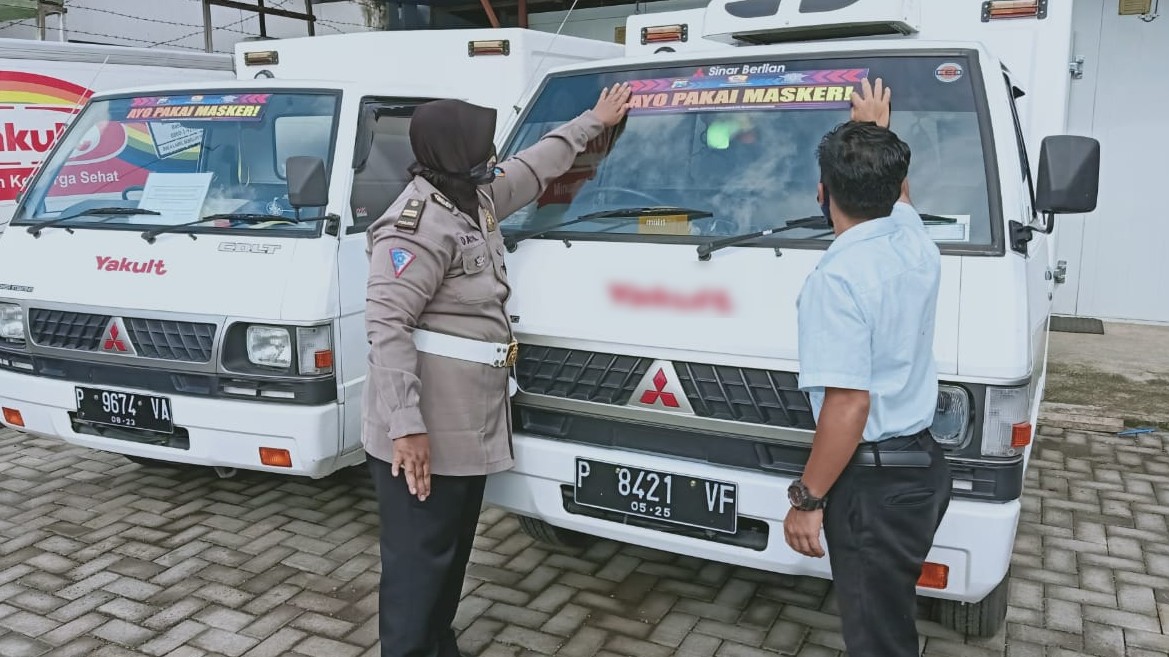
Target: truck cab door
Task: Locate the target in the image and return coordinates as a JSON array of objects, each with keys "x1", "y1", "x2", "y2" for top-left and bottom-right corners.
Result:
[
  {"x1": 1003, "y1": 73, "x2": 1053, "y2": 400},
  {"x1": 336, "y1": 98, "x2": 432, "y2": 460}
]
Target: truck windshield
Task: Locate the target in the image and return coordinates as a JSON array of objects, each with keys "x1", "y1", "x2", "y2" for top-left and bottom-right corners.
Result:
[
  {"x1": 500, "y1": 54, "x2": 994, "y2": 250},
  {"x1": 12, "y1": 91, "x2": 339, "y2": 235}
]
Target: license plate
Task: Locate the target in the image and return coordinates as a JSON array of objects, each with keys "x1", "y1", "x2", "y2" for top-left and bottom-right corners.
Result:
[
  {"x1": 573, "y1": 458, "x2": 738, "y2": 534},
  {"x1": 75, "y1": 387, "x2": 174, "y2": 434}
]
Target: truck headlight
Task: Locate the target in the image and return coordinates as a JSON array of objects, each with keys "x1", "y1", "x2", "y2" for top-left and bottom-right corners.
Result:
[
  {"x1": 247, "y1": 326, "x2": 292, "y2": 369},
  {"x1": 930, "y1": 385, "x2": 971, "y2": 448},
  {"x1": 982, "y1": 385, "x2": 1031, "y2": 457},
  {"x1": 0, "y1": 303, "x2": 24, "y2": 343}
]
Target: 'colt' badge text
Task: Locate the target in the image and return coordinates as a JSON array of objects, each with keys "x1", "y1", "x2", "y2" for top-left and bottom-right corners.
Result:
[
  {"x1": 218, "y1": 242, "x2": 282, "y2": 254},
  {"x1": 95, "y1": 256, "x2": 167, "y2": 276}
]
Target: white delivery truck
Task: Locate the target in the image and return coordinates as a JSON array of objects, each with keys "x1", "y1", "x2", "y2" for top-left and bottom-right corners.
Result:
[
  {"x1": 0, "y1": 38, "x2": 233, "y2": 229},
  {"x1": 484, "y1": 0, "x2": 1100, "y2": 638},
  {"x1": 0, "y1": 28, "x2": 621, "y2": 468}
]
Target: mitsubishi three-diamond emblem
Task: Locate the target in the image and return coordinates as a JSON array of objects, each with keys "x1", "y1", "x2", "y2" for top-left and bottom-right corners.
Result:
[
  {"x1": 100, "y1": 318, "x2": 136, "y2": 356},
  {"x1": 627, "y1": 360, "x2": 694, "y2": 414}
]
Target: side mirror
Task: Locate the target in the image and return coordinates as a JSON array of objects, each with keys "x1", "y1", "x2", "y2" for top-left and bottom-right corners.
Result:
[
  {"x1": 1035, "y1": 135, "x2": 1100, "y2": 215},
  {"x1": 285, "y1": 156, "x2": 329, "y2": 208}
]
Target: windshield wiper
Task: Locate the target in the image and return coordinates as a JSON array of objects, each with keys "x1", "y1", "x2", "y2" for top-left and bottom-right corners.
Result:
[
  {"x1": 26, "y1": 207, "x2": 162, "y2": 238},
  {"x1": 504, "y1": 206, "x2": 713, "y2": 252},
  {"x1": 141, "y1": 213, "x2": 309, "y2": 244},
  {"x1": 696, "y1": 212, "x2": 961, "y2": 260},
  {"x1": 697, "y1": 215, "x2": 829, "y2": 261}
]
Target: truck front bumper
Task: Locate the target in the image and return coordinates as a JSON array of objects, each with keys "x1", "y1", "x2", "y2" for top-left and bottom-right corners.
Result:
[
  {"x1": 0, "y1": 368, "x2": 349, "y2": 478},
  {"x1": 485, "y1": 432, "x2": 1020, "y2": 604}
]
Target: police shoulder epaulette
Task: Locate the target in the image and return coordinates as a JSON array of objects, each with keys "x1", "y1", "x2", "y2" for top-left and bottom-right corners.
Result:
[
  {"x1": 431, "y1": 192, "x2": 456, "y2": 213},
  {"x1": 395, "y1": 198, "x2": 425, "y2": 233}
]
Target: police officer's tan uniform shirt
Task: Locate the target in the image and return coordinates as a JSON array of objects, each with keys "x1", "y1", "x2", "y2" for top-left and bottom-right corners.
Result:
[{"x1": 362, "y1": 109, "x2": 606, "y2": 477}]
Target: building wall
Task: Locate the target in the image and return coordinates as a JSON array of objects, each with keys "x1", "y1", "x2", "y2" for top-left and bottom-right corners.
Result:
[
  {"x1": 528, "y1": 0, "x2": 706, "y2": 42},
  {"x1": 1053, "y1": 0, "x2": 1169, "y2": 324},
  {"x1": 0, "y1": 0, "x2": 375, "y2": 53}
]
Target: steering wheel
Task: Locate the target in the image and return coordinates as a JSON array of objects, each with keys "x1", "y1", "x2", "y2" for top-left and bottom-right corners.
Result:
[{"x1": 121, "y1": 185, "x2": 144, "y2": 201}]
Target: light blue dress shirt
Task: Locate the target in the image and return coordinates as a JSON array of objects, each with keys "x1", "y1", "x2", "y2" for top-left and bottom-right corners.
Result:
[{"x1": 796, "y1": 202, "x2": 941, "y2": 443}]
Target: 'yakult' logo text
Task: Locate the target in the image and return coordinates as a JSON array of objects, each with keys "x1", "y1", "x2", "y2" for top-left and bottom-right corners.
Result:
[
  {"x1": 96, "y1": 256, "x2": 168, "y2": 276},
  {"x1": 609, "y1": 283, "x2": 733, "y2": 315}
]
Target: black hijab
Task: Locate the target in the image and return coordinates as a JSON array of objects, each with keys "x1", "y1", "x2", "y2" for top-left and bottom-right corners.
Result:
[{"x1": 408, "y1": 99, "x2": 497, "y2": 217}]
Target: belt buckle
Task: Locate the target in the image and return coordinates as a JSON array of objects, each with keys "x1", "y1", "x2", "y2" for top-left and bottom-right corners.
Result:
[{"x1": 503, "y1": 341, "x2": 518, "y2": 368}]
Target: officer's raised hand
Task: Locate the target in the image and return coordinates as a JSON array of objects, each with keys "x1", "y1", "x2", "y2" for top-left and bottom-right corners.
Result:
[
  {"x1": 393, "y1": 433, "x2": 430, "y2": 501},
  {"x1": 593, "y1": 82, "x2": 633, "y2": 126}
]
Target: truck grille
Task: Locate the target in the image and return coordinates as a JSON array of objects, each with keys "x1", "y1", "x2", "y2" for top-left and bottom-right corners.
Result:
[
  {"x1": 28, "y1": 309, "x2": 217, "y2": 363},
  {"x1": 516, "y1": 345, "x2": 815, "y2": 430},
  {"x1": 515, "y1": 345, "x2": 651, "y2": 405}
]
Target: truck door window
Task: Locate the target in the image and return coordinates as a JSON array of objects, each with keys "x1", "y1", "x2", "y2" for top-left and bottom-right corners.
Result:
[
  {"x1": 348, "y1": 102, "x2": 419, "y2": 234},
  {"x1": 1004, "y1": 74, "x2": 1037, "y2": 221}
]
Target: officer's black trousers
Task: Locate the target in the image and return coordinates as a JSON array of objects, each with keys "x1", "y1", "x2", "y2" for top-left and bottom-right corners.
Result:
[
  {"x1": 370, "y1": 455, "x2": 485, "y2": 657},
  {"x1": 822, "y1": 430, "x2": 952, "y2": 657}
]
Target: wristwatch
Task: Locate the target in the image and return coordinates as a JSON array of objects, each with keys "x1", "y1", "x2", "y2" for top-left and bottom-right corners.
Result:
[{"x1": 788, "y1": 479, "x2": 826, "y2": 511}]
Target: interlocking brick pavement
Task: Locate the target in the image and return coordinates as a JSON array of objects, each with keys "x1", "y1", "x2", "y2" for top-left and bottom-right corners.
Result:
[{"x1": 0, "y1": 424, "x2": 1166, "y2": 656}]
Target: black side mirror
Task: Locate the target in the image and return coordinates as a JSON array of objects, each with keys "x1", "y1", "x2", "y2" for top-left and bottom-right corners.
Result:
[
  {"x1": 1035, "y1": 135, "x2": 1100, "y2": 215},
  {"x1": 286, "y1": 156, "x2": 329, "y2": 208}
]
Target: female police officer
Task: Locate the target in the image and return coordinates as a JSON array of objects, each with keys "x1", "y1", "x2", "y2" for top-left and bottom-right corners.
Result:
[{"x1": 362, "y1": 83, "x2": 632, "y2": 657}]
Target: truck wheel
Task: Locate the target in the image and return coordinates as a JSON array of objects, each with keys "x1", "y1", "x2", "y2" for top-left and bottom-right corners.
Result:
[
  {"x1": 932, "y1": 571, "x2": 1010, "y2": 638},
  {"x1": 516, "y1": 515, "x2": 595, "y2": 548}
]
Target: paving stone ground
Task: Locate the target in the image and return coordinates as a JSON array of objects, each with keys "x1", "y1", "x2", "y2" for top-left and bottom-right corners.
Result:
[{"x1": 0, "y1": 424, "x2": 1166, "y2": 657}]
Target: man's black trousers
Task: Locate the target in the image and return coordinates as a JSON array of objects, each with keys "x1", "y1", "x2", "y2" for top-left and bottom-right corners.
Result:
[
  {"x1": 823, "y1": 430, "x2": 952, "y2": 657},
  {"x1": 369, "y1": 455, "x2": 485, "y2": 657}
]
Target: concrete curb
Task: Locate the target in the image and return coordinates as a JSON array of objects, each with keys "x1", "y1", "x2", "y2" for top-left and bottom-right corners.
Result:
[{"x1": 1039, "y1": 402, "x2": 1126, "y2": 433}]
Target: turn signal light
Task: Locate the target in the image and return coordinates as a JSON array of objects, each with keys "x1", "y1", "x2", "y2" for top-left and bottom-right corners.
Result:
[
  {"x1": 314, "y1": 350, "x2": 334, "y2": 370},
  {"x1": 468, "y1": 40, "x2": 509, "y2": 56},
  {"x1": 259, "y1": 447, "x2": 292, "y2": 468},
  {"x1": 981, "y1": 0, "x2": 1046, "y2": 21},
  {"x1": 918, "y1": 562, "x2": 949, "y2": 589},
  {"x1": 2, "y1": 407, "x2": 23, "y2": 427},
  {"x1": 641, "y1": 24, "x2": 688, "y2": 44},
  {"x1": 1011, "y1": 422, "x2": 1033, "y2": 448}
]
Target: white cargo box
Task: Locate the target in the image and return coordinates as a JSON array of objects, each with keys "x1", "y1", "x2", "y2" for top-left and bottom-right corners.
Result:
[{"x1": 235, "y1": 28, "x2": 624, "y2": 139}]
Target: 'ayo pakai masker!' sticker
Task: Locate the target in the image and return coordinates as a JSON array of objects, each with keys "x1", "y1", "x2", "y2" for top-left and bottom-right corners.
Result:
[
  {"x1": 122, "y1": 94, "x2": 271, "y2": 122},
  {"x1": 626, "y1": 64, "x2": 869, "y2": 115}
]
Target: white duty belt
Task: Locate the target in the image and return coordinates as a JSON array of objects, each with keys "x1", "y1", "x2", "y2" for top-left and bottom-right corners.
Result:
[{"x1": 412, "y1": 329, "x2": 519, "y2": 396}]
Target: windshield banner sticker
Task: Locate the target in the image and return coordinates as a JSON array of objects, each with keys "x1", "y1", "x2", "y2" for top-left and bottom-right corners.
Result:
[
  {"x1": 122, "y1": 94, "x2": 270, "y2": 122},
  {"x1": 627, "y1": 65, "x2": 869, "y2": 115}
]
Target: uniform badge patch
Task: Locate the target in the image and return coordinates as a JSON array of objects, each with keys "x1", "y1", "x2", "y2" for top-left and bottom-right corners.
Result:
[
  {"x1": 395, "y1": 198, "x2": 425, "y2": 233},
  {"x1": 390, "y1": 248, "x2": 416, "y2": 278},
  {"x1": 492, "y1": 166, "x2": 506, "y2": 178}
]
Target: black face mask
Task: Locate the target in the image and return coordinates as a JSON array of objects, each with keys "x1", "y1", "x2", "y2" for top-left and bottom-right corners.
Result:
[
  {"x1": 820, "y1": 188, "x2": 833, "y2": 228},
  {"x1": 466, "y1": 148, "x2": 498, "y2": 186}
]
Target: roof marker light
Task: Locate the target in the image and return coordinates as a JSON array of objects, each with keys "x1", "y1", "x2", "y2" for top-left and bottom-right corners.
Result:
[
  {"x1": 468, "y1": 40, "x2": 510, "y2": 56},
  {"x1": 641, "y1": 24, "x2": 688, "y2": 45},
  {"x1": 981, "y1": 0, "x2": 1047, "y2": 21}
]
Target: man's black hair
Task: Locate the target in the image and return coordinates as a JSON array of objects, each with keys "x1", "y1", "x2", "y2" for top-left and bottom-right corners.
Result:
[{"x1": 817, "y1": 121, "x2": 912, "y2": 222}]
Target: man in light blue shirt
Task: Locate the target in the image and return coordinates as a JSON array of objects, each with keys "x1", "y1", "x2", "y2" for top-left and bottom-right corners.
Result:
[{"x1": 783, "y1": 80, "x2": 952, "y2": 657}]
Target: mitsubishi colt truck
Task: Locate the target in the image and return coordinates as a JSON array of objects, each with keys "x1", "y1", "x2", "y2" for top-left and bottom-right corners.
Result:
[
  {"x1": 0, "y1": 28, "x2": 621, "y2": 475},
  {"x1": 484, "y1": 0, "x2": 1101, "y2": 638}
]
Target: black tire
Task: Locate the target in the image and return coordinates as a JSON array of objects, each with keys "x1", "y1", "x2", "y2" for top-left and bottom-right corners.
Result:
[
  {"x1": 931, "y1": 571, "x2": 1010, "y2": 638},
  {"x1": 515, "y1": 515, "x2": 595, "y2": 548}
]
